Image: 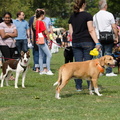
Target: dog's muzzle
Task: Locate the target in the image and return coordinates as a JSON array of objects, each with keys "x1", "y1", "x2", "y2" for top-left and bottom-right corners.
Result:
[{"x1": 24, "y1": 60, "x2": 28, "y2": 64}]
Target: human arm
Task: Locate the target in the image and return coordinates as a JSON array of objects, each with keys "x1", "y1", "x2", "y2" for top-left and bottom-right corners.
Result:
[
  {"x1": 0, "y1": 28, "x2": 17, "y2": 39},
  {"x1": 27, "y1": 28, "x2": 30, "y2": 43},
  {"x1": 111, "y1": 23, "x2": 118, "y2": 44},
  {"x1": 87, "y1": 21, "x2": 101, "y2": 50},
  {"x1": 49, "y1": 25, "x2": 53, "y2": 34},
  {"x1": 69, "y1": 24, "x2": 73, "y2": 40}
]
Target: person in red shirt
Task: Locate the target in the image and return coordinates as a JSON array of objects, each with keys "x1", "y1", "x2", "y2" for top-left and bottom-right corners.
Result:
[{"x1": 35, "y1": 9, "x2": 54, "y2": 75}]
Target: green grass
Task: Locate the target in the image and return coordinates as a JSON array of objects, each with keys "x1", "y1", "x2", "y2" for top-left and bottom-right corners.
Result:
[{"x1": 0, "y1": 49, "x2": 120, "y2": 120}]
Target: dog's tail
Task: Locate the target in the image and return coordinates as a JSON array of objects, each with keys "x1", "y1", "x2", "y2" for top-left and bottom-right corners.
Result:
[{"x1": 53, "y1": 66, "x2": 64, "y2": 86}]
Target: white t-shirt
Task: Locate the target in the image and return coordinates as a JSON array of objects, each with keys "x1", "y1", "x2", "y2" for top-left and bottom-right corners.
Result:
[{"x1": 93, "y1": 10, "x2": 115, "y2": 39}]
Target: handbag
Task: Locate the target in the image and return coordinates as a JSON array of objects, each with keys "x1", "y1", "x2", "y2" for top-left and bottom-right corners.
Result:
[
  {"x1": 36, "y1": 32, "x2": 45, "y2": 44},
  {"x1": 95, "y1": 15, "x2": 114, "y2": 44}
]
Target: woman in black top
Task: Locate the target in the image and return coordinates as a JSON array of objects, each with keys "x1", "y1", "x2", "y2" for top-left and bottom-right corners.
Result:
[{"x1": 68, "y1": 0, "x2": 101, "y2": 91}]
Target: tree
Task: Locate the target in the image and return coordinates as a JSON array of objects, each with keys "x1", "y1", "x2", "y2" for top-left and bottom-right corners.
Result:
[
  {"x1": 108, "y1": 0, "x2": 120, "y2": 18},
  {"x1": 0, "y1": 0, "x2": 119, "y2": 29}
]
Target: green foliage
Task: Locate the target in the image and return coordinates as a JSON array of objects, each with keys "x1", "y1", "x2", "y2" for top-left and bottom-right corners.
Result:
[
  {"x1": 108, "y1": 0, "x2": 120, "y2": 17},
  {"x1": 0, "y1": 0, "x2": 119, "y2": 28}
]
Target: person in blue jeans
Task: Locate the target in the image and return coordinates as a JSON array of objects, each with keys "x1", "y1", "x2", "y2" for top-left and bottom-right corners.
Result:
[
  {"x1": 68, "y1": 0, "x2": 101, "y2": 91},
  {"x1": 13, "y1": 11, "x2": 30, "y2": 56},
  {"x1": 35, "y1": 9, "x2": 53, "y2": 75},
  {"x1": 29, "y1": 9, "x2": 39, "y2": 72}
]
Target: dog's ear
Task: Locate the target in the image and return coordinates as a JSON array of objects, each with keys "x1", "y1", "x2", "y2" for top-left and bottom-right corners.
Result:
[
  {"x1": 26, "y1": 50, "x2": 30, "y2": 55},
  {"x1": 21, "y1": 51, "x2": 24, "y2": 56},
  {"x1": 99, "y1": 56, "x2": 106, "y2": 66}
]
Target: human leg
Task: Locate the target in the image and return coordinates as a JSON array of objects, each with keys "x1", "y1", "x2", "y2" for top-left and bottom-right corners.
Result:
[
  {"x1": 15, "y1": 40, "x2": 22, "y2": 56},
  {"x1": 32, "y1": 48, "x2": 39, "y2": 72},
  {"x1": 41, "y1": 43, "x2": 52, "y2": 74},
  {"x1": 0, "y1": 50, "x2": 3, "y2": 66},
  {"x1": 22, "y1": 39, "x2": 28, "y2": 52},
  {"x1": 82, "y1": 42, "x2": 94, "y2": 88},
  {"x1": 0, "y1": 46, "x2": 11, "y2": 61},
  {"x1": 38, "y1": 45, "x2": 44, "y2": 72},
  {"x1": 104, "y1": 44, "x2": 113, "y2": 73},
  {"x1": 72, "y1": 43, "x2": 84, "y2": 90}
]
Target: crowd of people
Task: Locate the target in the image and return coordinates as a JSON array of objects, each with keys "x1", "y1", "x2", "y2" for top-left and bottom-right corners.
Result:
[
  {"x1": 0, "y1": 0, "x2": 120, "y2": 90},
  {"x1": 0, "y1": 9, "x2": 71, "y2": 76}
]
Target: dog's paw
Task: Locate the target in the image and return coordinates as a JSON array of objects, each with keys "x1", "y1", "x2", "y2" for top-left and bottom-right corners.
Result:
[
  {"x1": 15, "y1": 86, "x2": 18, "y2": 88},
  {"x1": 98, "y1": 94, "x2": 103, "y2": 96},
  {"x1": 55, "y1": 96, "x2": 61, "y2": 99},
  {"x1": 22, "y1": 86, "x2": 26, "y2": 89}
]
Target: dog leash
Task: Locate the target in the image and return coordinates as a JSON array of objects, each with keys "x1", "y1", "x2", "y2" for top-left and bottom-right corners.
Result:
[
  {"x1": 0, "y1": 57, "x2": 16, "y2": 60},
  {"x1": 50, "y1": 40, "x2": 61, "y2": 47}
]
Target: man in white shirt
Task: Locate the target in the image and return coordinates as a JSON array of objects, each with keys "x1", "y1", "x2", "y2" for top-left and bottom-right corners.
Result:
[{"x1": 93, "y1": 0, "x2": 118, "y2": 76}]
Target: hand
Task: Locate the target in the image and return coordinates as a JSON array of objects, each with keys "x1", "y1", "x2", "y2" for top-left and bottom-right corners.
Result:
[
  {"x1": 95, "y1": 43, "x2": 101, "y2": 51},
  {"x1": 114, "y1": 37, "x2": 118, "y2": 44},
  {"x1": 27, "y1": 38, "x2": 31, "y2": 44}
]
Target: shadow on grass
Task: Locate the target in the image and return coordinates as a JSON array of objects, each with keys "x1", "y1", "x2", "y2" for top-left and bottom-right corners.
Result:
[{"x1": 61, "y1": 91, "x2": 90, "y2": 98}]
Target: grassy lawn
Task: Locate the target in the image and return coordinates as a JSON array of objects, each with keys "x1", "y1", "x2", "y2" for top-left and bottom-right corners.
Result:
[{"x1": 0, "y1": 48, "x2": 120, "y2": 120}]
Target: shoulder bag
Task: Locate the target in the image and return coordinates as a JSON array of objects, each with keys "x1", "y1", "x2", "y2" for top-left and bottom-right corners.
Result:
[{"x1": 95, "y1": 14, "x2": 114, "y2": 44}]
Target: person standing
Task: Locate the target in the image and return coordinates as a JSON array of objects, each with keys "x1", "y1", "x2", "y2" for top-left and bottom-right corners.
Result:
[
  {"x1": 68, "y1": 0, "x2": 101, "y2": 91},
  {"x1": 0, "y1": 12, "x2": 17, "y2": 61},
  {"x1": 13, "y1": 11, "x2": 30, "y2": 56},
  {"x1": 43, "y1": 14, "x2": 53, "y2": 34},
  {"x1": 42, "y1": 10, "x2": 53, "y2": 70},
  {"x1": 35, "y1": 9, "x2": 54, "y2": 75},
  {"x1": 93, "y1": 0, "x2": 118, "y2": 76},
  {"x1": 29, "y1": 9, "x2": 40, "y2": 72}
]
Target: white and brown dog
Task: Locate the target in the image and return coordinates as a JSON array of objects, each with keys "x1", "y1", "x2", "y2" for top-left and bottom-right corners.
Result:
[
  {"x1": 0, "y1": 51, "x2": 30, "y2": 88},
  {"x1": 53, "y1": 55, "x2": 116, "y2": 99}
]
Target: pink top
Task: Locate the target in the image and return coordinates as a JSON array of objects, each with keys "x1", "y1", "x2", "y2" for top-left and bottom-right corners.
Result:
[{"x1": 0, "y1": 22, "x2": 16, "y2": 48}]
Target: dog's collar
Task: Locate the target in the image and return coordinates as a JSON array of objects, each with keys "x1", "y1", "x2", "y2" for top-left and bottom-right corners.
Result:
[
  {"x1": 95, "y1": 60, "x2": 104, "y2": 73},
  {"x1": 20, "y1": 64, "x2": 27, "y2": 72}
]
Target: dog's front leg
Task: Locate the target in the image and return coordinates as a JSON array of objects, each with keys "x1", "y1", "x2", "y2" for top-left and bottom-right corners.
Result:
[
  {"x1": 0, "y1": 73, "x2": 4, "y2": 87},
  {"x1": 92, "y1": 78, "x2": 102, "y2": 96},
  {"x1": 1, "y1": 78, "x2": 4, "y2": 87},
  {"x1": 15, "y1": 72, "x2": 19, "y2": 88},
  {"x1": 22, "y1": 72, "x2": 26, "y2": 88}
]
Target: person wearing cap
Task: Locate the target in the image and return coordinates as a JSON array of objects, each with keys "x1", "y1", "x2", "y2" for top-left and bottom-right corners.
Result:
[{"x1": 93, "y1": 0, "x2": 118, "y2": 77}]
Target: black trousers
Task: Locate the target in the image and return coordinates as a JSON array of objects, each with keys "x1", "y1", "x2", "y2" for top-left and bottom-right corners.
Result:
[{"x1": 0, "y1": 45, "x2": 15, "y2": 61}]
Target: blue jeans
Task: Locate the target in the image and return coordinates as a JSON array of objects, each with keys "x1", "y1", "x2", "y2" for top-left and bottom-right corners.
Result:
[
  {"x1": 99, "y1": 43, "x2": 114, "y2": 73},
  {"x1": 32, "y1": 48, "x2": 39, "y2": 70},
  {"x1": 37, "y1": 43, "x2": 52, "y2": 72},
  {"x1": 15, "y1": 39, "x2": 28, "y2": 54},
  {"x1": 72, "y1": 42, "x2": 95, "y2": 90}
]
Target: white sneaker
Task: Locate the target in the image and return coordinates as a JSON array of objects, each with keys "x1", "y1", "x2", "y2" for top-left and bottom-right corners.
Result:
[
  {"x1": 39, "y1": 71, "x2": 46, "y2": 75},
  {"x1": 106, "y1": 72, "x2": 117, "y2": 77},
  {"x1": 46, "y1": 70, "x2": 54, "y2": 75}
]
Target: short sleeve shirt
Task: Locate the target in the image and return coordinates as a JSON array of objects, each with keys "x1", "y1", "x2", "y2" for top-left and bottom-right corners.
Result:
[
  {"x1": 13, "y1": 19, "x2": 29, "y2": 40},
  {"x1": 0, "y1": 22, "x2": 16, "y2": 48},
  {"x1": 68, "y1": 11, "x2": 93, "y2": 43},
  {"x1": 93, "y1": 10, "x2": 115, "y2": 39},
  {"x1": 43, "y1": 17, "x2": 52, "y2": 32},
  {"x1": 35, "y1": 20, "x2": 46, "y2": 41}
]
